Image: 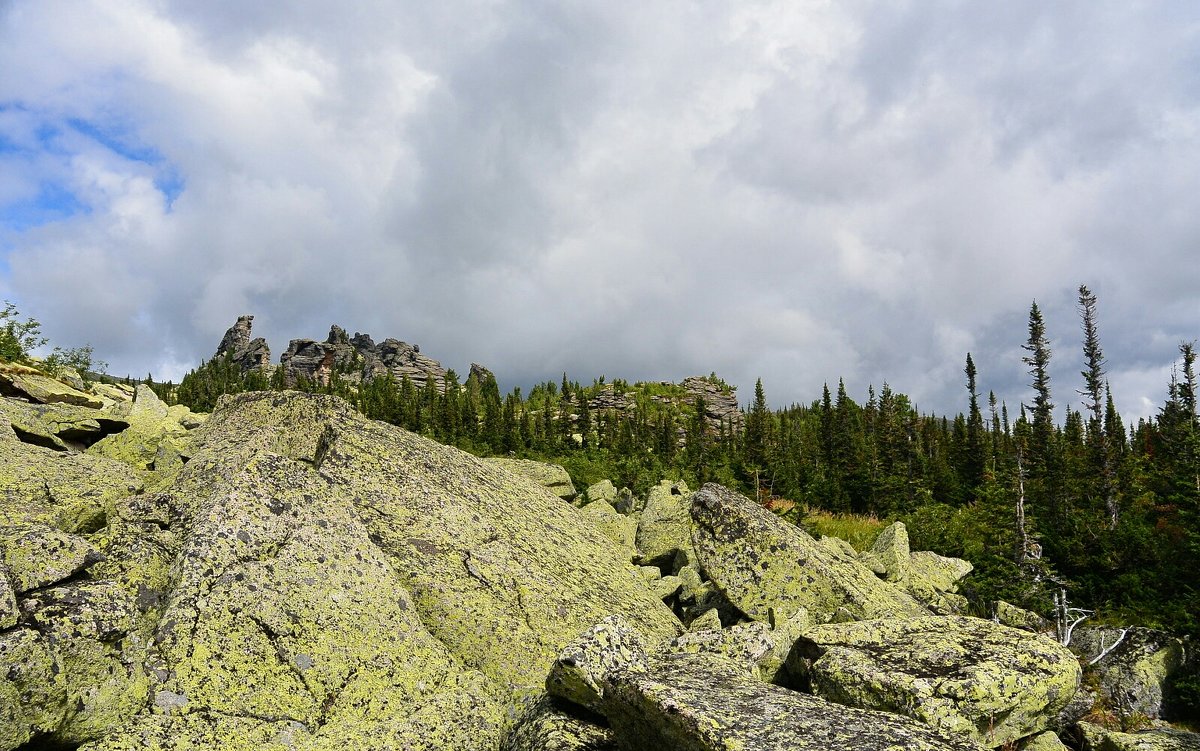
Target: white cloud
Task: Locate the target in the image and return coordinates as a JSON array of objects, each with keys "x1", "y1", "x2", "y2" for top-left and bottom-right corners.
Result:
[{"x1": 0, "y1": 0, "x2": 1196, "y2": 423}]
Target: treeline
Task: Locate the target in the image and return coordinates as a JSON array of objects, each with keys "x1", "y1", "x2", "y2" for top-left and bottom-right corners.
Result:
[{"x1": 159, "y1": 286, "x2": 1198, "y2": 638}]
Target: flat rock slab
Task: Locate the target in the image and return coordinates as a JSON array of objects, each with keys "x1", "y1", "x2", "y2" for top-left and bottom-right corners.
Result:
[
  {"x1": 789, "y1": 615, "x2": 1081, "y2": 748},
  {"x1": 689, "y1": 483, "x2": 927, "y2": 623},
  {"x1": 604, "y1": 651, "x2": 985, "y2": 751},
  {"x1": 1077, "y1": 721, "x2": 1200, "y2": 751}
]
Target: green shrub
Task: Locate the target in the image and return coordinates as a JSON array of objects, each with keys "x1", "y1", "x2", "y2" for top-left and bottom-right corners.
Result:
[{"x1": 0, "y1": 301, "x2": 47, "y2": 363}]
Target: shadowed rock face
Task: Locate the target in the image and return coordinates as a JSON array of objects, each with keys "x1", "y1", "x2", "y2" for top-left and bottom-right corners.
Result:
[{"x1": 689, "y1": 483, "x2": 928, "y2": 623}]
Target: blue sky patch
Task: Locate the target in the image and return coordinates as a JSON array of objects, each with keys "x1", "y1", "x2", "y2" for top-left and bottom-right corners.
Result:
[{"x1": 0, "y1": 181, "x2": 90, "y2": 231}]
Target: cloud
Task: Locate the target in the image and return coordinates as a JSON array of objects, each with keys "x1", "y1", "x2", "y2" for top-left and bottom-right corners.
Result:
[{"x1": 1, "y1": 0, "x2": 1197, "y2": 425}]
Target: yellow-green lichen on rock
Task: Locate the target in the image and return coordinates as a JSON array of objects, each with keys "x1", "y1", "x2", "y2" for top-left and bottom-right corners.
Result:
[
  {"x1": 485, "y1": 457, "x2": 578, "y2": 501},
  {"x1": 689, "y1": 483, "x2": 928, "y2": 623},
  {"x1": 600, "y1": 651, "x2": 987, "y2": 751},
  {"x1": 580, "y1": 499, "x2": 638, "y2": 559},
  {"x1": 1075, "y1": 720, "x2": 1200, "y2": 751},
  {"x1": 502, "y1": 694, "x2": 618, "y2": 751},
  {"x1": 0, "y1": 426, "x2": 142, "y2": 532},
  {"x1": 184, "y1": 391, "x2": 680, "y2": 695},
  {"x1": 0, "y1": 361, "x2": 103, "y2": 407},
  {"x1": 141, "y1": 449, "x2": 505, "y2": 749},
  {"x1": 19, "y1": 581, "x2": 151, "y2": 745},
  {"x1": 635, "y1": 479, "x2": 694, "y2": 570},
  {"x1": 0, "y1": 522, "x2": 101, "y2": 591},
  {"x1": 789, "y1": 615, "x2": 1081, "y2": 748}
]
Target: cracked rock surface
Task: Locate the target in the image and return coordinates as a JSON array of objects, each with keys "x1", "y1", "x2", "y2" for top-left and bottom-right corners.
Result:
[
  {"x1": 0, "y1": 389, "x2": 680, "y2": 751},
  {"x1": 689, "y1": 483, "x2": 928, "y2": 623},
  {"x1": 788, "y1": 615, "x2": 1081, "y2": 748}
]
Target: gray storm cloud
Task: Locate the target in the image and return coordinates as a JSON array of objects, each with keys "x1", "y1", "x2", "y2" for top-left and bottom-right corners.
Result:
[{"x1": 1, "y1": 0, "x2": 1197, "y2": 422}]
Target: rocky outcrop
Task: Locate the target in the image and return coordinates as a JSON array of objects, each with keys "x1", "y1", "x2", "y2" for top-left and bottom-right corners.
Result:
[
  {"x1": 214, "y1": 315, "x2": 271, "y2": 372},
  {"x1": 681, "y1": 375, "x2": 741, "y2": 433},
  {"x1": 277, "y1": 324, "x2": 448, "y2": 392},
  {"x1": 789, "y1": 616, "x2": 1082, "y2": 748},
  {"x1": 689, "y1": 483, "x2": 928, "y2": 623}
]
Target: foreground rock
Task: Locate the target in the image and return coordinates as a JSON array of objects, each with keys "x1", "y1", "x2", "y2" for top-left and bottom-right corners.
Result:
[
  {"x1": 689, "y1": 483, "x2": 927, "y2": 622},
  {"x1": 145, "y1": 393, "x2": 677, "y2": 694},
  {"x1": 548, "y1": 617, "x2": 984, "y2": 751},
  {"x1": 789, "y1": 615, "x2": 1081, "y2": 748},
  {"x1": 1076, "y1": 721, "x2": 1200, "y2": 751}
]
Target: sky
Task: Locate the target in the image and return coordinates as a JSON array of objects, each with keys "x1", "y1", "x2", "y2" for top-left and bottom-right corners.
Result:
[{"x1": 1, "y1": 1, "x2": 1198, "y2": 423}]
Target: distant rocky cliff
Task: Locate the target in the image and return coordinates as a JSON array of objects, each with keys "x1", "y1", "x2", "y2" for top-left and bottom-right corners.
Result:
[{"x1": 212, "y1": 316, "x2": 448, "y2": 392}]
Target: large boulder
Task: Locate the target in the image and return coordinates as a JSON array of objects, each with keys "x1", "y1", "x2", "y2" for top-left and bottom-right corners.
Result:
[
  {"x1": 0, "y1": 398, "x2": 128, "y2": 451},
  {"x1": 83, "y1": 442, "x2": 506, "y2": 750},
  {"x1": 0, "y1": 522, "x2": 102, "y2": 592},
  {"x1": 635, "y1": 480, "x2": 694, "y2": 570},
  {"x1": 689, "y1": 483, "x2": 927, "y2": 623},
  {"x1": 0, "y1": 361, "x2": 103, "y2": 407},
  {"x1": 486, "y1": 458, "x2": 577, "y2": 502},
  {"x1": 503, "y1": 695, "x2": 617, "y2": 751},
  {"x1": 0, "y1": 422, "x2": 142, "y2": 532},
  {"x1": 788, "y1": 615, "x2": 1082, "y2": 748},
  {"x1": 579, "y1": 500, "x2": 638, "y2": 560},
  {"x1": 548, "y1": 618, "x2": 983, "y2": 751},
  {"x1": 87, "y1": 385, "x2": 190, "y2": 482},
  {"x1": 1076, "y1": 627, "x2": 1188, "y2": 720},
  {"x1": 168, "y1": 392, "x2": 680, "y2": 694}
]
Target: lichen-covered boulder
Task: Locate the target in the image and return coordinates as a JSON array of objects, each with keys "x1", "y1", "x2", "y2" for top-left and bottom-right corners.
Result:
[
  {"x1": 1023, "y1": 731, "x2": 1071, "y2": 751},
  {"x1": 502, "y1": 695, "x2": 617, "y2": 751},
  {"x1": 907, "y1": 550, "x2": 973, "y2": 611},
  {"x1": 689, "y1": 483, "x2": 927, "y2": 623},
  {"x1": 1083, "y1": 628, "x2": 1187, "y2": 720},
  {"x1": 87, "y1": 385, "x2": 190, "y2": 482},
  {"x1": 547, "y1": 616, "x2": 651, "y2": 713},
  {"x1": 580, "y1": 500, "x2": 638, "y2": 559},
  {"x1": 90, "y1": 445, "x2": 507, "y2": 751},
  {"x1": 0, "y1": 398, "x2": 127, "y2": 451},
  {"x1": 584, "y1": 479, "x2": 617, "y2": 507},
  {"x1": 1076, "y1": 721, "x2": 1200, "y2": 751},
  {"x1": 486, "y1": 457, "x2": 578, "y2": 501},
  {"x1": 665, "y1": 621, "x2": 794, "y2": 683},
  {"x1": 995, "y1": 600, "x2": 1051, "y2": 633},
  {"x1": 0, "y1": 362, "x2": 102, "y2": 407},
  {"x1": 869, "y1": 521, "x2": 910, "y2": 583},
  {"x1": 788, "y1": 615, "x2": 1081, "y2": 748},
  {"x1": 0, "y1": 627, "x2": 66, "y2": 749},
  {"x1": 635, "y1": 480, "x2": 694, "y2": 570},
  {"x1": 19, "y1": 581, "x2": 151, "y2": 744},
  {"x1": 181, "y1": 392, "x2": 680, "y2": 694},
  {"x1": 0, "y1": 429, "x2": 142, "y2": 532},
  {"x1": 0, "y1": 522, "x2": 102, "y2": 592},
  {"x1": 601, "y1": 651, "x2": 985, "y2": 751}
]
